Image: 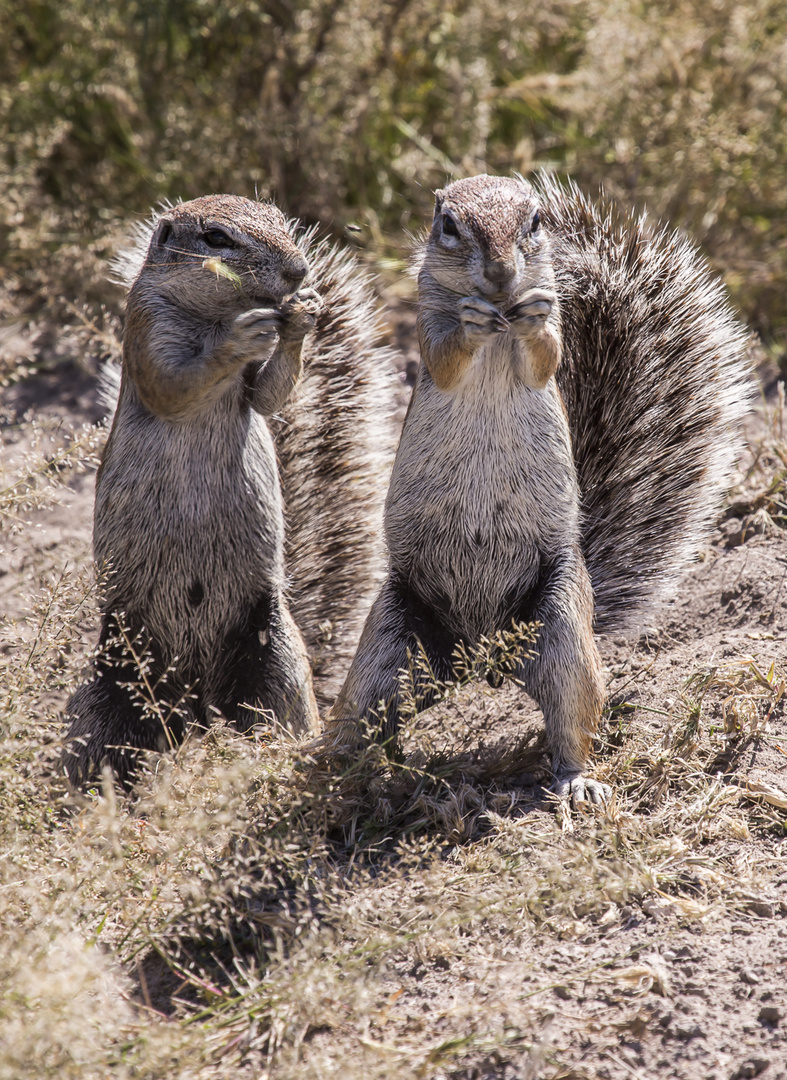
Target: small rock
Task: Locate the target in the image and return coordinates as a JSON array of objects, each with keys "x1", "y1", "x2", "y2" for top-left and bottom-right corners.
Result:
[
  {"x1": 758, "y1": 1005, "x2": 782, "y2": 1025},
  {"x1": 675, "y1": 1023, "x2": 706, "y2": 1041},
  {"x1": 554, "y1": 984, "x2": 572, "y2": 1000},
  {"x1": 720, "y1": 519, "x2": 745, "y2": 548},
  {"x1": 730, "y1": 1059, "x2": 770, "y2": 1080},
  {"x1": 746, "y1": 900, "x2": 776, "y2": 918},
  {"x1": 740, "y1": 967, "x2": 761, "y2": 985}
]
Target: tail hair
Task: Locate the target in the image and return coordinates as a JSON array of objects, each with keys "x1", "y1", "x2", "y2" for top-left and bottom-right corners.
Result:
[
  {"x1": 275, "y1": 231, "x2": 397, "y2": 704},
  {"x1": 537, "y1": 175, "x2": 753, "y2": 632}
]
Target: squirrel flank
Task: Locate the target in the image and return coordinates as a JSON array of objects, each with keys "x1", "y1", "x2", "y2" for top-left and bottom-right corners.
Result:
[
  {"x1": 327, "y1": 174, "x2": 751, "y2": 804},
  {"x1": 65, "y1": 194, "x2": 395, "y2": 785}
]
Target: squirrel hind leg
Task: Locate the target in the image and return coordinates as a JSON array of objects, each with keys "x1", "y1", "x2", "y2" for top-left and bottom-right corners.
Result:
[
  {"x1": 512, "y1": 546, "x2": 609, "y2": 807},
  {"x1": 62, "y1": 618, "x2": 192, "y2": 789},
  {"x1": 324, "y1": 576, "x2": 459, "y2": 754},
  {"x1": 210, "y1": 596, "x2": 319, "y2": 738}
]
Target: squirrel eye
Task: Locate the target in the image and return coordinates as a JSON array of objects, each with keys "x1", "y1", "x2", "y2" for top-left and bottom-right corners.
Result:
[
  {"x1": 156, "y1": 221, "x2": 172, "y2": 247},
  {"x1": 530, "y1": 210, "x2": 540, "y2": 234},
  {"x1": 203, "y1": 227, "x2": 235, "y2": 249},
  {"x1": 441, "y1": 213, "x2": 460, "y2": 239}
]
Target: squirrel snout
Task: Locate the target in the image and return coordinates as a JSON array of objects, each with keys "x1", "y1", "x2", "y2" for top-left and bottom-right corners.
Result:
[
  {"x1": 484, "y1": 259, "x2": 516, "y2": 288},
  {"x1": 280, "y1": 254, "x2": 309, "y2": 291}
]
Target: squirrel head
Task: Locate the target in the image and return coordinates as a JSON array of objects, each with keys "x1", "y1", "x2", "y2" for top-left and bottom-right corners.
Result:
[
  {"x1": 417, "y1": 175, "x2": 553, "y2": 302},
  {"x1": 135, "y1": 195, "x2": 310, "y2": 320}
]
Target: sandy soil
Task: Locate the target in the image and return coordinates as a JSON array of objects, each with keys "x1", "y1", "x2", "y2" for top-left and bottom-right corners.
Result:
[{"x1": 1, "y1": 321, "x2": 785, "y2": 1080}]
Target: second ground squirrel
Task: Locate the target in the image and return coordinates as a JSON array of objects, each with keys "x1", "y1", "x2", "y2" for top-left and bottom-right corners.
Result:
[{"x1": 326, "y1": 174, "x2": 751, "y2": 804}]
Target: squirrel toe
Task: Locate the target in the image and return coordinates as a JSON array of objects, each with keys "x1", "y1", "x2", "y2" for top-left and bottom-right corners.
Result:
[
  {"x1": 458, "y1": 296, "x2": 510, "y2": 339},
  {"x1": 551, "y1": 772, "x2": 611, "y2": 808},
  {"x1": 506, "y1": 287, "x2": 556, "y2": 323}
]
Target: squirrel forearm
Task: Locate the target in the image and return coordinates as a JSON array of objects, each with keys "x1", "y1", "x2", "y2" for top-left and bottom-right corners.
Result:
[
  {"x1": 513, "y1": 318, "x2": 562, "y2": 388},
  {"x1": 416, "y1": 310, "x2": 476, "y2": 391},
  {"x1": 124, "y1": 309, "x2": 254, "y2": 422},
  {"x1": 418, "y1": 291, "x2": 563, "y2": 392},
  {"x1": 246, "y1": 340, "x2": 304, "y2": 417}
]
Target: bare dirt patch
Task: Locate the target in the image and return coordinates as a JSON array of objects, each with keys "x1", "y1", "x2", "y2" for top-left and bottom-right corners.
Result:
[{"x1": 1, "y1": 328, "x2": 785, "y2": 1080}]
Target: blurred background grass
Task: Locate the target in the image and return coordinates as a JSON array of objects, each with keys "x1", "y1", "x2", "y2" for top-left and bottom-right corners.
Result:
[{"x1": 2, "y1": 0, "x2": 786, "y2": 361}]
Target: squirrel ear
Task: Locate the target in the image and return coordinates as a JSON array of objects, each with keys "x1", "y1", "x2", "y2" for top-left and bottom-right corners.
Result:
[
  {"x1": 433, "y1": 189, "x2": 445, "y2": 216},
  {"x1": 151, "y1": 217, "x2": 173, "y2": 249}
]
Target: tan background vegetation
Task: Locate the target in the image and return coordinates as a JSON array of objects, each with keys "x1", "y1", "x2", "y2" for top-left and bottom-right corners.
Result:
[{"x1": 2, "y1": 0, "x2": 786, "y2": 358}]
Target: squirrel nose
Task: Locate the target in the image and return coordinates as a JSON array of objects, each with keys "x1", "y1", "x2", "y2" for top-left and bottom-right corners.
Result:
[
  {"x1": 485, "y1": 259, "x2": 515, "y2": 286},
  {"x1": 281, "y1": 254, "x2": 309, "y2": 290}
]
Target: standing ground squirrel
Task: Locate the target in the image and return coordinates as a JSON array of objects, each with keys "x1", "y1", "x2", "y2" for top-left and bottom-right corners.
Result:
[
  {"x1": 326, "y1": 174, "x2": 751, "y2": 804},
  {"x1": 65, "y1": 194, "x2": 395, "y2": 785}
]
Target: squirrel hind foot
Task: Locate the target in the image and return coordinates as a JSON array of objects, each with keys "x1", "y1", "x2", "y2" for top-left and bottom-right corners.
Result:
[{"x1": 551, "y1": 771, "x2": 611, "y2": 809}]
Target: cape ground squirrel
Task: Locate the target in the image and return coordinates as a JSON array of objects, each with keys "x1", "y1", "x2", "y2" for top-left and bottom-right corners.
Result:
[
  {"x1": 65, "y1": 194, "x2": 395, "y2": 784},
  {"x1": 326, "y1": 174, "x2": 751, "y2": 804}
]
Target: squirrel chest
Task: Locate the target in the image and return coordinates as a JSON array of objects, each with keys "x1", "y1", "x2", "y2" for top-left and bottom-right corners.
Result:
[
  {"x1": 95, "y1": 382, "x2": 283, "y2": 658},
  {"x1": 384, "y1": 341, "x2": 580, "y2": 637}
]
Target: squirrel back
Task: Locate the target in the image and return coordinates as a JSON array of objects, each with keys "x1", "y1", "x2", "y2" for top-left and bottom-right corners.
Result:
[{"x1": 536, "y1": 175, "x2": 751, "y2": 631}]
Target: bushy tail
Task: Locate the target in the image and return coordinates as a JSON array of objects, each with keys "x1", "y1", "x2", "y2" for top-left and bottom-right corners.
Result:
[
  {"x1": 275, "y1": 233, "x2": 398, "y2": 705},
  {"x1": 538, "y1": 175, "x2": 753, "y2": 633}
]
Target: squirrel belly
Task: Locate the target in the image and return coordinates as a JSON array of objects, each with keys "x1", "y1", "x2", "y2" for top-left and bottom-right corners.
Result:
[
  {"x1": 95, "y1": 377, "x2": 285, "y2": 672},
  {"x1": 386, "y1": 343, "x2": 579, "y2": 640}
]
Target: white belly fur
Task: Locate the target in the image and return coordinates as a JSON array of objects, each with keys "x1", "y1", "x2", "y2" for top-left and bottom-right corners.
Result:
[
  {"x1": 94, "y1": 386, "x2": 283, "y2": 662},
  {"x1": 385, "y1": 338, "x2": 579, "y2": 637}
]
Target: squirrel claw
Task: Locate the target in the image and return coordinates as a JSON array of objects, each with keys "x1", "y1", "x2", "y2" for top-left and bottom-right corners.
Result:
[
  {"x1": 551, "y1": 772, "x2": 611, "y2": 809},
  {"x1": 234, "y1": 307, "x2": 283, "y2": 342},
  {"x1": 278, "y1": 291, "x2": 321, "y2": 340},
  {"x1": 506, "y1": 288, "x2": 556, "y2": 324},
  {"x1": 292, "y1": 286, "x2": 324, "y2": 317},
  {"x1": 458, "y1": 296, "x2": 509, "y2": 342}
]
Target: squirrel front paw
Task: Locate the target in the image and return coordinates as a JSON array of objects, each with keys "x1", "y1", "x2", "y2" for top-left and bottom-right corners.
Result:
[
  {"x1": 278, "y1": 287, "x2": 324, "y2": 344},
  {"x1": 505, "y1": 288, "x2": 557, "y2": 335},
  {"x1": 228, "y1": 307, "x2": 283, "y2": 363},
  {"x1": 458, "y1": 296, "x2": 510, "y2": 346}
]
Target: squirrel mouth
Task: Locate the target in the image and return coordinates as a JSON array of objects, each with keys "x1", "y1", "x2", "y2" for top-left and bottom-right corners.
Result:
[{"x1": 476, "y1": 283, "x2": 514, "y2": 305}]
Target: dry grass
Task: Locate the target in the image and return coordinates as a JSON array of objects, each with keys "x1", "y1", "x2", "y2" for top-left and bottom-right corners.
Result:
[{"x1": 1, "y1": 398, "x2": 785, "y2": 1078}]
